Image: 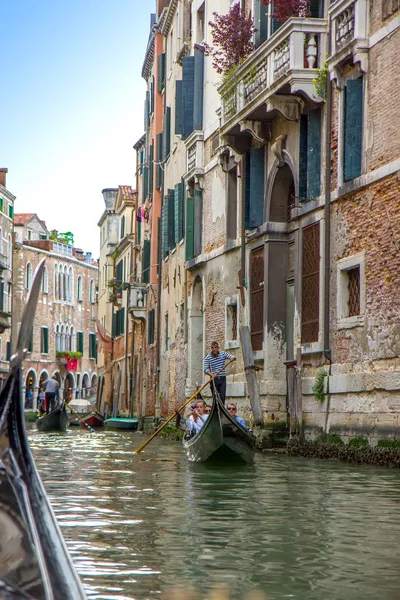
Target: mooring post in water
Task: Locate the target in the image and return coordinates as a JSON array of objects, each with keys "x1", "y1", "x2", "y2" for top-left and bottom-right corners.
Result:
[{"x1": 239, "y1": 325, "x2": 264, "y2": 427}]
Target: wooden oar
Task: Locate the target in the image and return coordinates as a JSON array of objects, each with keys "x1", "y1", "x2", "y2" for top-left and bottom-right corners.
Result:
[
  {"x1": 62, "y1": 400, "x2": 96, "y2": 433},
  {"x1": 135, "y1": 358, "x2": 235, "y2": 454}
]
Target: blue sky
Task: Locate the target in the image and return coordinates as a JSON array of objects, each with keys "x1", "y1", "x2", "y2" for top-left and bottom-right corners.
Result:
[{"x1": 0, "y1": 0, "x2": 150, "y2": 257}]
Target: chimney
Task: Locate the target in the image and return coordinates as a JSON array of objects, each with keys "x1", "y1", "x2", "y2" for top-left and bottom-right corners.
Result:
[
  {"x1": 102, "y1": 188, "x2": 118, "y2": 211},
  {"x1": 0, "y1": 168, "x2": 8, "y2": 188},
  {"x1": 85, "y1": 252, "x2": 92, "y2": 264}
]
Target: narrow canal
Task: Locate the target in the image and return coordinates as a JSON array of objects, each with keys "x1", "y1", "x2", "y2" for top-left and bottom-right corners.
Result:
[{"x1": 29, "y1": 429, "x2": 400, "y2": 600}]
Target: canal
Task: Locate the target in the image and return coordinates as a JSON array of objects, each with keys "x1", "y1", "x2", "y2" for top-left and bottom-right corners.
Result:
[{"x1": 29, "y1": 429, "x2": 400, "y2": 600}]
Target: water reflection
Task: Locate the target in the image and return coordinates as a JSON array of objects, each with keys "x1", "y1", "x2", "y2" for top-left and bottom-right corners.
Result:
[{"x1": 28, "y1": 428, "x2": 400, "y2": 600}]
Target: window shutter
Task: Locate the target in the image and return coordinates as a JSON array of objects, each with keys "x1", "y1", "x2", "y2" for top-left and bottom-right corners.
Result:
[
  {"x1": 185, "y1": 193, "x2": 195, "y2": 261},
  {"x1": 174, "y1": 182, "x2": 184, "y2": 244},
  {"x1": 307, "y1": 108, "x2": 321, "y2": 199},
  {"x1": 299, "y1": 115, "x2": 308, "y2": 201},
  {"x1": 254, "y1": 0, "x2": 268, "y2": 46},
  {"x1": 112, "y1": 313, "x2": 117, "y2": 339},
  {"x1": 8, "y1": 205, "x2": 14, "y2": 219},
  {"x1": 344, "y1": 77, "x2": 363, "y2": 182},
  {"x1": 144, "y1": 91, "x2": 150, "y2": 129},
  {"x1": 301, "y1": 222, "x2": 320, "y2": 343},
  {"x1": 244, "y1": 147, "x2": 265, "y2": 229},
  {"x1": 148, "y1": 143, "x2": 154, "y2": 195},
  {"x1": 167, "y1": 188, "x2": 175, "y2": 250},
  {"x1": 77, "y1": 331, "x2": 84, "y2": 354},
  {"x1": 137, "y1": 219, "x2": 142, "y2": 245},
  {"x1": 163, "y1": 106, "x2": 171, "y2": 159},
  {"x1": 148, "y1": 308, "x2": 155, "y2": 345},
  {"x1": 310, "y1": 0, "x2": 323, "y2": 18},
  {"x1": 175, "y1": 80, "x2": 183, "y2": 135},
  {"x1": 156, "y1": 132, "x2": 163, "y2": 189},
  {"x1": 157, "y1": 53, "x2": 166, "y2": 92},
  {"x1": 161, "y1": 199, "x2": 168, "y2": 258},
  {"x1": 193, "y1": 189, "x2": 203, "y2": 257},
  {"x1": 182, "y1": 56, "x2": 195, "y2": 140},
  {"x1": 142, "y1": 239, "x2": 151, "y2": 283},
  {"x1": 193, "y1": 47, "x2": 204, "y2": 131},
  {"x1": 6, "y1": 341, "x2": 10, "y2": 361},
  {"x1": 150, "y1": 77, "x2": 154, "y2": 113},
  {"x1": 28, "y1": 329, "x2": 34, "y2": 353},
  {"x1": 0, "y1": 281, "x2": 4, "y2": 311},
  {"x1": 41, "y1": 327, "x2": 49, "y2": 354},
  {"x1": 115, "y1": 261, "x2": 123, "y2": 286},
  {"x1": 143, "y1": 166, "x2": 149, "y2": 202}
]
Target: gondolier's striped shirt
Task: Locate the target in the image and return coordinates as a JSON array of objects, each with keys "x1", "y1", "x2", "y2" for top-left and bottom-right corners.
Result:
[{"x1": 203, "y1": 351, "x2": 234, "y2": 377}]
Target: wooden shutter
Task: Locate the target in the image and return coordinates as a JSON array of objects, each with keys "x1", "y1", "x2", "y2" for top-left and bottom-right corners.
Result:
[
  {"x1": 174, "y1": 182, "x2": 184, "y2": 244},
  {"x1": 244, "y1": 147, "x2": 265, "y2": 229},
  {"x1": 142, "y1": 166, "x2": 149, "y2": 201},
  {"x1": 161, "y1": 199, "x2": 168, "y2": 258},
  {"x1": 255, "y1": 0, "x2": 268, "y2": 46},
  {"x1": 301, "y1": 222, "x2": 320, "y2": 343},
  {"x1": 28, "y1": 329, "x2": 34, "y2": 353},
  {"x1": 163, "y1": 106, "x2": 171, "y2": 158},
  {"x1": 157, "y1": 53, "x2": 166, "y2": 92},
  {"x1": 0, "y1": 281, "x2": 4, "y2": 311},
  {"x1": 142, "y1": 239, "x2": 151, "y2": 283},
  {"x1": 150, "y1": 77, "x2": 154, "y2": 113},
  {"x1": 156, "y1": 132, "x2": 163, "y2": 189},
  {"x1": 307, "y1": 109, "x2": 321, "y2": 199},
  {"x1": 167, "y1": 188, "x2": 175, "y2": 250},
  {"x1": 6, "y1": 341, "x2": 10, "y2": 361},
  {"x1": 137, "y1": 219, "x2": 142, "y2": 245},
  {"x1": 344, "y1": 77, "x2": 363, "y2": 182},
  {"x1": 175, "y1": 80, "x2": 183, "y2": 135},
  {"x1": 193, "y1": 47, "x2": 204, "y2": 131},
  {"x1": 250, "y1": 247, "x2": 264, "y2": 351},
  {"x1": 148, "y1": 308, "x2": 155, "y2": 345},
  {"x1": 185, "y1": 193, "x2": 195, "y2": 261},
  {"x1": 115, "y1": 261, "x2": 123, "y2": 286},
  {"x1": 77, "y1": 331, "x2": 84, "y2": 353},
  {"x1": 193, "y1": 189, "x2": 203, "y2": 257},
  {"x1": 299, "y1": 115, "x2": 308, "y2": 201},
  {"x1": 112, "y1": 314, "x2": 117, "y2": 339},
  {"x1": 182, "y1": 56, "x2": 195, "y2": 140},
  {"x1": 41, "y1": 327, "x2": 49, "y2": 354},
  {"x1": 148, "y1": 143, "x2": 154, "y2": 195},
  {"x1": 144, "y1": 92, "x2": 150, "y2": 129}
]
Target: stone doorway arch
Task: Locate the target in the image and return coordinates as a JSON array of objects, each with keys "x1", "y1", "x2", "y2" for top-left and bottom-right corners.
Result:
[{"x1": 25, "y1": 369, "x2": 37, "y2": 409}]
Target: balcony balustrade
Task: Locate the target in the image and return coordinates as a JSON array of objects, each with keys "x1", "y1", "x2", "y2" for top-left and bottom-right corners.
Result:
[
  {"x1": 219, "y1": 17, "x2": 328, "y2": 136},
  {"x1": 128, "y1": 283, "x2": 147, "y2": 320},
  {"x1": 328, "y1": 0, "x2": 368, "y2": 82},
  {"x1": 185, "y1": 131, "x2": 204, "y2": 183}
]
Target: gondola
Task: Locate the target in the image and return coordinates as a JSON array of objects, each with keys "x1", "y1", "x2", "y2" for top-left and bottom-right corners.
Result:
[
  {"x1": 183, "y1": 395, "x2": 256, "y2": 463},
  {"x1": 37, "y1": 402, "x2": 69, "y2": 432},
  {"x1": 0, "y1": 259, "x2": 86, "y2": 599},
  {"x1": 104, "y1": 417, "x2": 138, "y2": 430}
]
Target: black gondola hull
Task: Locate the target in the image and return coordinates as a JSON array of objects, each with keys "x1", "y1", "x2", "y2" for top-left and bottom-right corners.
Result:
[
  {"x1": 36, "y1": 404, "x2": 69, "y2": 432},
  {"x1": 183, "y1": 397, "x2": 256, "y2": 463}
]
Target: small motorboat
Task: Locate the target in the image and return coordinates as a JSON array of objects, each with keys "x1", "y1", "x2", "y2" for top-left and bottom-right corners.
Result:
[
  {"x1": 183, "y1": 396, "x2": 256, "y2": 463},
  {"x1": 37, "y1": 402, "x2": 69, "y2": 432},
  {"x1": 80, "y1": 411, "x2": 104, "y2": 429},
  {"x1": 0, "y1": 258, "x2": 86, "y2": 598},
  {"x1": 104, "y1": 417, "x2": 138, "y2": 430}
]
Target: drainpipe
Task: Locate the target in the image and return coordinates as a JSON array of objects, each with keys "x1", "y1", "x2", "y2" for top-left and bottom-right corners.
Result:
[{"x1": 323, "y1": 38, "x2": 332, "y2": 433}]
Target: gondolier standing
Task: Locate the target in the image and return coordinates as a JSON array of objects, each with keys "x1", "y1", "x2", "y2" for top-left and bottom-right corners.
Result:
[
  {"x1": 204, "y1": 341, "x2": 236, "y2": 405},
  {"x1": 42, "y1": 375, "x2": 59, "y2": 413}
]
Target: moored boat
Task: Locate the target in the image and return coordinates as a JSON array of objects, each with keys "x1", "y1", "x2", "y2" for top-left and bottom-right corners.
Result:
[
  {"x1": 80, "y1": 411, "x2": 104, "y2": 429},
  {"x1": 0, "y1": 258, "x2": 86, "y2": 599},
  {"x1": 104, "y1": 417, "x2": 138, "y2": 430},
  {"x1": 183, "y1": 396, "x2": 256, "y2": 463},
  {"x1": 37, "y1": 402, "x2": 69, "y2": 432}
]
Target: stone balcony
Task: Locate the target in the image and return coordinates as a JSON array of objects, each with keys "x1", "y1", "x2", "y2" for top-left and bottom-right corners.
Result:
[
  {"x1": 128, "y1": 283, "x2": 147, "y2": 320},
  {"x1": 219, "y1": 17, "x2": 328, "y2": 146},
  {"x1": 184, "y1": 131, "x2": 204, "y2": 188},
  {"x1": 328, "y1": 0, "x2": 368, "y2": 85}
]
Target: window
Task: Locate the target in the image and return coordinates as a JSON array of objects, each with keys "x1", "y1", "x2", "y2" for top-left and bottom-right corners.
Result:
[
  {"x1": 148, "y1": 308, "x2": 155, "y2": 345},
  {"x1": 244, "y1": 147, "x2": 265, "y2": 229},
  {"x1": 7, "y1": 234, "x2": 11, "y2": 267},
  {"x1": 225, "y1": 296, "x2": 239, "y2": 344},
  {"x1": 8, "y1": 205, "x2": 14, "y2": 219},
  {"x1": 89, "y1": 278, "x2": 95, "y2": 303},
  {"x1": 77, "y1": 276, "x2": 83, "y2": 301},
  {"x1": 0, "y1": 281, "x2": 4, "y2": 311},
  {"x1": 41, "y1": 327, "x2": 49, "y2": 354},
  {"x1": 227, "y1": 167, "x2": 238, "y2": 241},
  {"x1": 142, "y1": 239, "x2": 151, "y2": 283},
  {"x1": 6, "y1": 341, "x2": 11, "y2": 361},
  {"x1": 185, "y1": 189, "x2": 202, "y2": 261},
  {"x1": 120, "y1": 215, "x2": 125, "y2": 240},
  {"x1": 26, "y1": 263, "x2": 32, "y2": 290},
  {"x1": 301, "y1": 222, "x2": 320, "y2": 344},
  {"x1": 89, "y1": 333, "x2": 97, "y2": 359},
  {"x1": 7, "y1": 283, "x2": 11, "y2": 313},
  {"x1": 54, "y1": 264, "x2": 59, "y2": 300},
  {"x1": 337, "y1": 252, "x2": 365, "y2": 327},
  {"x1": 112, "y1": 307, "x2": 125, "y2": 338},
  {"x1": 299, "y1": 109, "x2": 322, "y2": 200},
  {"x1": 77, "y1": 331, "x2": 84, "y2": 354},
  {"x1": 343, "y1": 76, "x2": 363, "y2": 182},
  {"x1": 42, "y1": 267, "x2": 48, "y2": 293},
  {"x1": 196, "y1": 2, "x2": 205, "y2": 43}
]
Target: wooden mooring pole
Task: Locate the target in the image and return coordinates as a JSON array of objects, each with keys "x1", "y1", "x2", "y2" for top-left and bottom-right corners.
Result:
[{"x1": 239, "y1": 326, "x2": 264, "y2": 427}]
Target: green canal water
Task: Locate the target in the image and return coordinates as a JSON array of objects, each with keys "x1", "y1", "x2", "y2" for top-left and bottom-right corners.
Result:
[{"x1": 29, "y1": 429, "x2": 400, "y2": 600}]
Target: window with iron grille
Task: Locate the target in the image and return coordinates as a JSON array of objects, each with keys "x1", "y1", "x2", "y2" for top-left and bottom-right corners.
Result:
[
  {"x1": 347, "y1": 267, "x2": 360, "y2": 317},
  {"x1": 337, "y1": 253, "x2": 364, "y2": 325},
  {"x1": 225, "y1": 297, "x2": 239, "y2": 344},
  {"x1": 301, "y1": 222, "x2": 320, "y2": 344}
]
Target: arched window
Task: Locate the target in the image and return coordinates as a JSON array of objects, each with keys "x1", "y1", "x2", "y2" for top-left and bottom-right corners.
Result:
[
  {"x1": 89, "y1": 279, "x2": 95, "y2": 303},
  {"x1": 66, "y1": 326, "x2": 70, "y2": 351},
  {"x1": 77, "y1": 276, "x2": 83, "y2": 301},
  {"x1": 70, "y1": 326, "x2": 76, "y2": 352},
  {"x1": 26, "y1": 263, "x2": 32, "y2": 290},
  {"x1": 54, "y1": 264, "x2": 59, "y2": 300},
  {"x1": 42, "y1": 267, "x2": 48, "y2": 293},
  {"x1": 60, "y1": 325, "x2": 65, "y2": 352},
  {"x1": 55, "y1": 324, "x2": 61, "y2": 352},
  {"x1": 68, "y1": 266, "x2": 73, "y2": 302}
]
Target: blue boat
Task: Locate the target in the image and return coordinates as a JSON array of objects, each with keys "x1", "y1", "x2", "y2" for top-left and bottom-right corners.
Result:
[{"x1": 104, "y1": 417, "x2": 138, "y2": 430}]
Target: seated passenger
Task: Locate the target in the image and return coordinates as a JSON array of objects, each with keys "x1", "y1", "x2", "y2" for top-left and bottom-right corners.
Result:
[
  {"x1": 227, "y1": 403, "x2": 247, "y2": 428},
  {"x1": 204, "y1": 404, "x2": 211, "y2": 416},
  {"x1": 185, "y1": 400, "x2": 207, "y2": 438}
]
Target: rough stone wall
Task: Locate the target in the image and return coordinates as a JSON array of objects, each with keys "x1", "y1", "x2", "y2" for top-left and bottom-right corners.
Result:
[
  {"x1": 330, "y1": 88, "x2": 339, "y2": 190},
  {"x1": 203, "y1": 163, "x2": 226, "y2": 254}
]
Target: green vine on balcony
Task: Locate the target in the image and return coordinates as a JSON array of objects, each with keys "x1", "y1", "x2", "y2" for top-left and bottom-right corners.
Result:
[{"x1": 312, "y1": 61, "x2": 328, "y2": 101}]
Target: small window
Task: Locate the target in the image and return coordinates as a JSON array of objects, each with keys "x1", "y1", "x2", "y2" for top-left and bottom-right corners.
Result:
[
  {"x1": 42, "y1": 267, "x2": 48, "y2": 293},
  {"x1": 337, "y1": 253, "x2": 365, "y2": 327},
  {"x1": 40, "y1": 327, "x2": 49, "y2": 354},
  {"x1": 26, "y1": 263, "x2": 32, "y2": 290},
  {"x1": 77, "y1": 276, "x2": 83, "y2": 301},
  {"x1": 225, "y1": 296, "x2": 239, "y2": 344},
  {"x1": 77, "y1": 331, "x2": 84, "y2": 354},
  {"x1": 89, "y1": 279, "x2": 95, "y2": 303}
]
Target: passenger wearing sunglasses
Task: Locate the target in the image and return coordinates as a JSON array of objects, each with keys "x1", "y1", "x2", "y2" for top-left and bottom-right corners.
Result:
[{"x1": 227, "y1": 403, "x2": 247, "y2": 429}]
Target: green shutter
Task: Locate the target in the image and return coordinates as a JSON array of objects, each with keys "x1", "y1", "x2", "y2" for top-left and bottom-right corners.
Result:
[
  {"x1": 344, "y1": 77, "x2": 363, "y2": 182},
  {"x1": 164, "y1": 106, "x2": 171, "y2": 158},
  {"x1": 120, "y1": 307, "x2": 125, "y2": 335},
  {"x1": 112, "y1": 313, "x2": 117, "y2": 339},
  {"x1": 150, "y1": 77, "x2": 154, "y2": 113},
  {"x1": 8, "y1": 205, "x2": 14, "y2": 219},
  {"x1": 193, "y1": 189, "x2": 203, "y2": 257},
  {"x1": 115, "y1": 261, "x2": 123, "y2": 286},
  {"x1": 137, "y1": 219, "x2": 142, "y2": 245},
  {"x1": 143, "y1": 165, "x2": 149, "y2": 201},
  {"x1": 157, "y1": 53, "x2": 166, "y2": 92},
  {"x1": 148, "y1": 143, "x2": 154, "y2": 195},
  {"x1": 310, "y1": 0, "x2": 323, "y2": 18},
  {"x1": 144, "y1": 91, "x2": 150, "y2": 129},
  {"x1": 299, "y1": 115, "x2": 308, "y2": 201},
  {"x1": 182, "y1": 56, "x2": 195, "y2": 140},
  {"x1": 185, "y1": 193, "x2": 195, "y2": 261},
  {"x1": 307, "y1": 108, "x2": 321, "y2": 199},
  {"x1": 41, "y1": 327, "x2": 49, "y2": 354},
  {"x1": 167, "y1": 188, "x2": 175, "y2": 250},
  {"x1": 193, "y1": 47, "x2": 204, "y2": 131},
  {"x1": 28, "y1": 329, "x2": 33, "y2": 352},
  {"x1": 175, "y1": 80, "x2": 183, "y2": 135},
  {"x1": 142, "y1": 239, "x2": 151, "y2": 283},
  {"x1": 255, "y1": 0, "x2": 268, "y2": 46},
  {"x1": 156, "y1": 132, "x2": 163, "y2": 189},
  {"x1": 0, "y1": 281, "x2": 4, "y2": 311},
  {"x1": 244, "y1": 147, "x2": 265, "y2": 228},
  {"x1": 77, "y1": 331, "x2": 84, "y2": 354},
  {"x1": 162, "y1": 199, "x2": 168, "y2": 258},
  {"x1": 148, "y1": 308, "x2": 155, "y2": 345},
  {"x1": 6, "y1": 341, "x2": 10, "y2": 361},
  {"x1": 174, "y1": 182, "x2": 184, "y2": 244}
]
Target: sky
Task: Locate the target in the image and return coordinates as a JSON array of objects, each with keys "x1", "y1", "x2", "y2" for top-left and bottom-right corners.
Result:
[{"x1": 0, "y1": 0, "x2": 151, "y2": 258}]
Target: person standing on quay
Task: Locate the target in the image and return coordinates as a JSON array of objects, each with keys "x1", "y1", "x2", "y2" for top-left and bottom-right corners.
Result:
[{"x1": 203, "y1": 341, "x2": 236, "y2": 405}]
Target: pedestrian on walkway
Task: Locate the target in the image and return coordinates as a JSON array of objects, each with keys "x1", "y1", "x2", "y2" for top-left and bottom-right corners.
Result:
[{"x1": 203, "y1": 341, "x2": 236, "y2": 405}]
